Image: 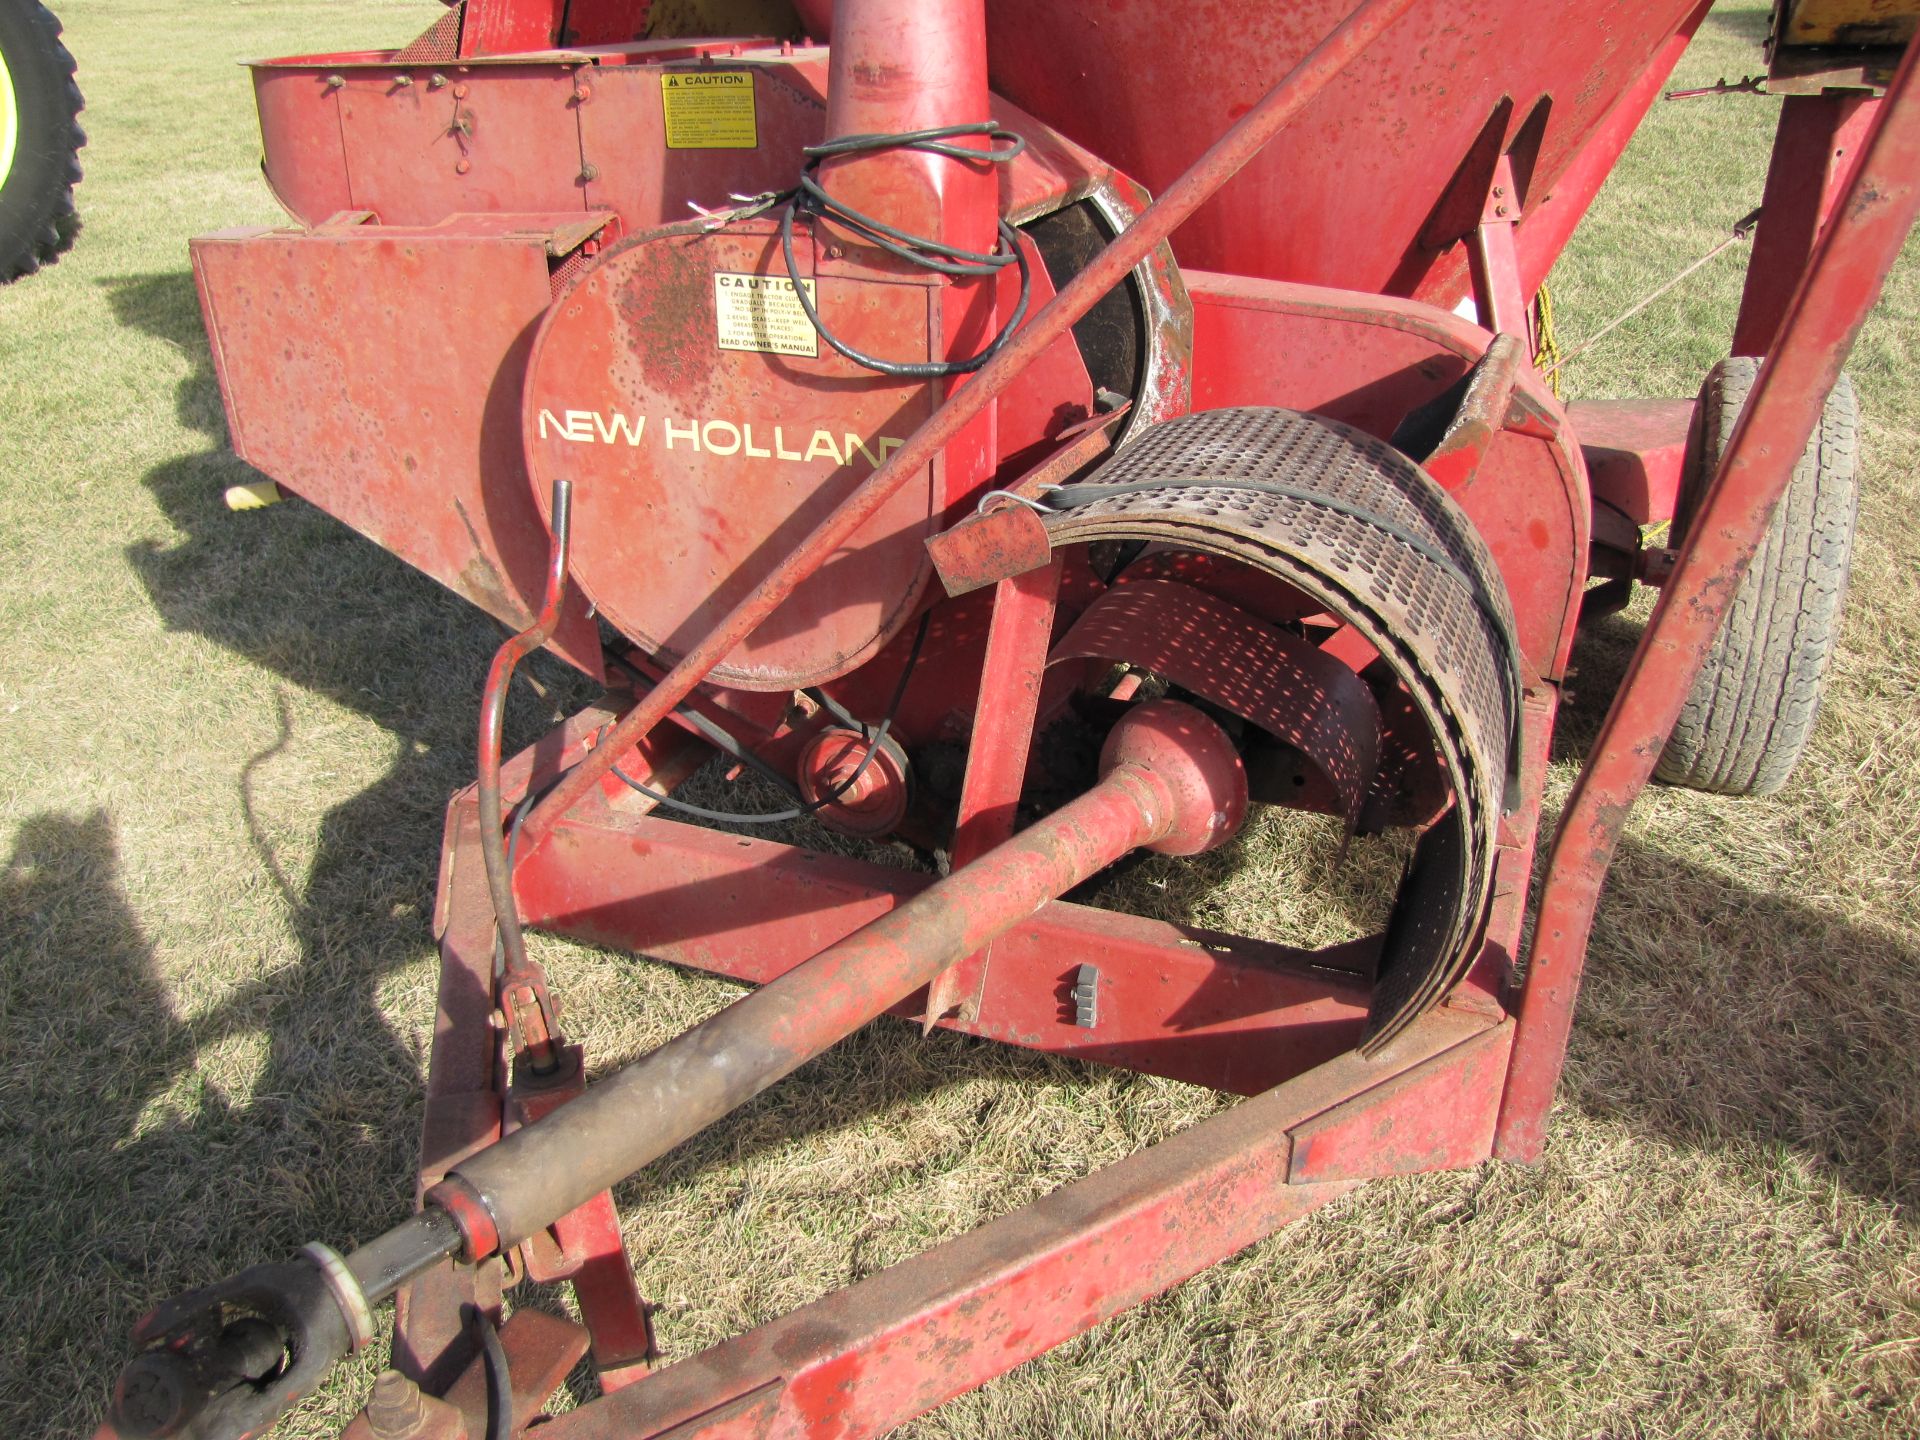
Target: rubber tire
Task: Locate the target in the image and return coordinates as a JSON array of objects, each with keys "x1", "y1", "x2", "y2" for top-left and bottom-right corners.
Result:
[
  {"x1": 1654, "y1": 356, "x2": 1859, "y2": 796},
  {"x1": 0, "y1": 1, "x2": 84, "y2": 283}
]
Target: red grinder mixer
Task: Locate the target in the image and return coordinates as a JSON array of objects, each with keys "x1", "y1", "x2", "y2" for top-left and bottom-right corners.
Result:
[{"x1": 104, "y1": 0, "x2": 1919, "y2": 1435}]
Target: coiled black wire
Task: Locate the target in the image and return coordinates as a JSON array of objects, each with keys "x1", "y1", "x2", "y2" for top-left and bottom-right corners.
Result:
[{"x1": 780, "y1": 122, "x2": 1031, "y2": 378}]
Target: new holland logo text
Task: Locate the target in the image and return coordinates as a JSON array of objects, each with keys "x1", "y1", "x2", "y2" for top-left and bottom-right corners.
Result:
[{"x1": 536, "y1": 409, "x2": 904, "y2": 470}]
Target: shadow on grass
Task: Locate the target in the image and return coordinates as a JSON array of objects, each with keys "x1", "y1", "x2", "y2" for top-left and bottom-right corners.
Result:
[
  {"x1": 0, "y1": 808, "x2": 429, "y2": 1433},
  {"x1": 1550, "y1": 608, "x2": 1917, "y2": 1210}
]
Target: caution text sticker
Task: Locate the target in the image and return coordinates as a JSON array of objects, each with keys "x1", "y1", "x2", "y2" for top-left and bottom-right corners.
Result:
[
  {"x1": 714, "y1": 272, "x2": 818, "y2": 357},
  {"x1": 661, "y1": 70, "x2": 757, "y2": 149}
]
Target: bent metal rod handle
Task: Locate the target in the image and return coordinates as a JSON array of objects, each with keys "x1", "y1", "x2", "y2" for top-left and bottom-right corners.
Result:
[
  {"x1": 475, "y1": 478, "x2": 572, "y2": 1069},
  {"x1": 512, "y1": 0, "x2": 1422, "y2": 855}
]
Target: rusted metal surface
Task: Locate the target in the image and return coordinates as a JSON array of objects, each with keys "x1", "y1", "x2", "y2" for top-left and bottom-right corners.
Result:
[
  {"x1": 1569, "y1": 397, "x2": 1696, "y2": 527},
  {"x1": 341, "y1": 1371, "x2": 467, "y2": 1440},
  {"x1": 530, "y1": 1011, "x2": 1495, "y2": 1440},
  {"x1": 348, "y1": 1309, "x2": 591, "y2": 1438},
  {"x1": 795, "y1": 727, "x2": 912, "y2": 838},
  {"x1": 1498, "y1": 42, "x2": 1920, "y2": 1163},
  {"x1": 1466, "y1": 156, "x2": 1528, "y2": 339},
  {"x1": 925, "y1": 406, "x2": 1126, "y2": 596},
  {"x1": 818, "y1": 0, "x2": 996, "y2": 260},
  {"x1": 475, "y1": 480, "x2": 573, "y2": 1074},
  {"x1": 513, "y1": 806, "x2": 1377, "y2": 1094},
  {"x1": 1512, "y1": 2, "x2": 1712, "y2": 300},
  {"x1": 453, "y1": 701, "x2": 1246, "y2": 1251},
  {"x1": 510, "y1": 1066, "x2": 659, "y2": 1379},
  {"x1": 984, "y1": 0, "x2": 1703, "y2": 311},
  {"x1": 190, "y1": 216, "x2": 609, "y2": 676},
  {"x1": 924, "y1": 503, "x2": 1054, "y2": 597},
  {"x1": 459, "y1": 0, "x2": 570, "y2": 56},
  {"x1": 134, "y1": 1, "x2": 1920, "y2": 1434},
  {"x1": 397, "y1": 714, "x2": 704, "y2": 1396},
  {"x1": 515, "y1": 0, "x2": 1426, "y2": 851},
  {"x1": 447, "y1": 1310, "x2": 587, "y2": 1431},
  {"x1": 1414, "y1": 332, "x2": 1525, "y2": 490},
  {"x1": 1183, "y1": 273, "x2": 1588, "y2": 678},
  {"x1": 521, "y1": 218, "x2": 946, "y2": 690},
  {"x1": 1042, "y1": 407, "x2": 1517, "y2": 1047},
  {"x1": 1287, "y1": 1019, "x2": 1512, "y2": 1182}
]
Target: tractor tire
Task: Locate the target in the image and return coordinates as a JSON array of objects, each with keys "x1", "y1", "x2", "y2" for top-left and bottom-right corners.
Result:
[
  {"x1": 0, "y1": 0, "x2": 84, "y2": 283},
  {"x1": 1654, "y1": 356, "x2": 1859, "y2": 797}
]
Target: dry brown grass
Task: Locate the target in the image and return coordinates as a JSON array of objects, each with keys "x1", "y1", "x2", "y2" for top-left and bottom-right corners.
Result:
[{"x1": 1, "y1": 1, "x2": 1915, "y2": 1437}]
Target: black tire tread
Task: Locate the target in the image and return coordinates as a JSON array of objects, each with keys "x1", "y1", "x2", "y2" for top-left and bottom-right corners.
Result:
[
  {"x1": 0, "y1": 1, "x2": 85, "y2": 283},
  {"x1": 1655, "y1": 356, "x2": 1859, "y2": 796}
]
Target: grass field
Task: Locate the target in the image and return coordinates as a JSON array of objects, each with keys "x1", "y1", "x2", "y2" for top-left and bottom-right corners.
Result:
[{"x1": 2, "y1": 1, "x2": 1917, "y2": 1436}]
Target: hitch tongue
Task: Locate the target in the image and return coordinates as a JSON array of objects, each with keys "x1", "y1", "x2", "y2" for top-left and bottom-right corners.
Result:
[{"x1": 106, "y1": 1214, "x2": 463, "y2": 1440}]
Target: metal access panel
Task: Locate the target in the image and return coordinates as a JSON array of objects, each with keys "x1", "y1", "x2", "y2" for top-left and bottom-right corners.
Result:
[{"x1": 191, "y1": 212, "x2": 607, "y2": 675}]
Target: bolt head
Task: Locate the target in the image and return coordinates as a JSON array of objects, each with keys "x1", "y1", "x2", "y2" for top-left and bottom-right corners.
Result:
[{"x1": 365, "y1": 1369, "x2": 427, "y2": 1439}]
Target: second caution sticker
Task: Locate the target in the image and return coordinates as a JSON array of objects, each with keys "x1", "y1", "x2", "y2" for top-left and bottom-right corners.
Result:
[
  {"x1": 660, "y1": 70, "x2": 757, "y2": 149},
  {"x1": 714, "y1": 272, "x2": 818, "y2": 357}
]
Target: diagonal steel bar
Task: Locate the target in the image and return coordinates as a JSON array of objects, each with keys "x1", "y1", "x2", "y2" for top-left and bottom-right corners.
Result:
[
  {"x1": 514, "y1": 0, "x2": 1422, "y2": 854},
  {"x1": 1497, "y1": 39, "x2": 1920, "y2": 1161}
]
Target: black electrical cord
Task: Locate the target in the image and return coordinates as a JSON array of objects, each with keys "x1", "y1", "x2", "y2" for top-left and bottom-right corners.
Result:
[
  {"x1": 603, "y1": 651, "x2": 806, "y2": 801},
  {"x1": 780, "y1": 122, "x2": 1032, "y2": 378},
  {"x1": 609, "y1": 613, "x2": 930, "y2": 825},
  {"x1": 465, "y1": 1304, "x2": 512, "y2": 1440}
]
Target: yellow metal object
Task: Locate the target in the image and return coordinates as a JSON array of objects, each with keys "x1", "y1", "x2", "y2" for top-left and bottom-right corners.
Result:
[
  {"x1": 1777, "y1": 0, "x2": 1919, "y2": 49},
  {"x1": 224, "y1": 480, "x2": 283, "y2": 511},
  {"x1": 0, "y1": 41, "x2": 18, "y2": 188}
]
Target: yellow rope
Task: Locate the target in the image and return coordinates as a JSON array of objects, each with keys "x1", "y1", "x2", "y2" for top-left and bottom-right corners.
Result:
[{"x1": 1532, "y1": 283, "x2": 1563, "y2": 399}]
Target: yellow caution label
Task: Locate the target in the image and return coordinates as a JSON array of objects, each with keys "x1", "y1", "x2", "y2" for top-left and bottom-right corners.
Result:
[
  {"x1": 714, "y1": 272, "x2": 818, "y2": 357},
  {"x1": 660, "y1": 70, "x2": 757, "y2": 149}
]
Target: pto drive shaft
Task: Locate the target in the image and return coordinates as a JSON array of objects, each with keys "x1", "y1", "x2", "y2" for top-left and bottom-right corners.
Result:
[{"x1": 108, "y1": 701, "x2": 1245, "y2": 1440}]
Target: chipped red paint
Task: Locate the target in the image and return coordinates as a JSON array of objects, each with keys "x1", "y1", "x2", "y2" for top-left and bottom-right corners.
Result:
[{"x1": 135, "y1": 2, "x2": 1920, "y2": 1436}]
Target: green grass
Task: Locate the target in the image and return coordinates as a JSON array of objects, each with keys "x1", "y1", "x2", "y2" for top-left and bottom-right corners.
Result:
[{"x1": 1, "y1": 2, "x2": 1916, "y2": 1437}]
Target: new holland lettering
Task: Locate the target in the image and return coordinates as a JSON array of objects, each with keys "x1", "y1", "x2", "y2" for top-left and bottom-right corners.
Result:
[{"x1": 537, "y1": 407, "x2": 903, "y2": 472}]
